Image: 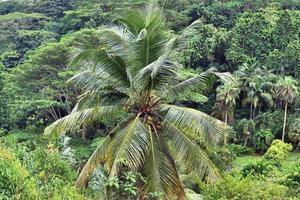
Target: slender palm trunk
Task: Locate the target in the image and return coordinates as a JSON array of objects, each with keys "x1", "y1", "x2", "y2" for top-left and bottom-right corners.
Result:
[
  {"x1": 282, "y1": 101, "x2": 288, "y2": 141},
  {"x1": 224, "y1": 111, "x2": 228, "y2": 145},
  {"x1": 82, "y1": 124, "x2": 88, "y2": 141},
  {"x1": 250, "y1": 101, "x2": 253, "y2": 119}
]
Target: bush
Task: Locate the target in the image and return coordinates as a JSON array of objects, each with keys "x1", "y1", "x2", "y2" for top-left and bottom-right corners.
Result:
[
  {"x1": 264, "y1": 140, "x2": 292, "y2": 162},
  {"x1": 0, "y1": 144, "x2": 38, "y2": 199},
  {"x1": 281, "y1": 161, "x2": 300, "y2": 196},
  {"x1": 209, "y1": 146, "x2": 236, "y2": 170},
  {"x1": 28, "y1": 148, "x2": 85, "y2": 199},
  {"x1": 202, "y1": 174, "x2": 288, "y2": 200},
  {"x1": 253, "y1": 129, "x2": 274, "y2": 152},
  {"x1": 241, "y1": 140, "x2": 292, "y2": 177},
  {"x1": 241, "y1": 158, "x2": 279, "y2": 177},
  {"x1": 226, "y1": 144, "x2": 254, "y2": 156}
]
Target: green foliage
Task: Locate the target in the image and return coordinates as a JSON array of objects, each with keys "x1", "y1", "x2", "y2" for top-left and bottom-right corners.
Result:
[
  {"x1": 264, "y1": 140, "x2": 292, "y2": 162},
  {"x1": 235, "y1": 118, "x2": 255, "y2": 145},
  {"x1": 227, "y1": 9, "x2": 300, "y2": 76},
  {"x1": 179, "y1": 22, "x2": 228, "y2": 68},
  {"x1": 202, "y1": 174, "x2": 288, "y2": 200},
  {"x1": 0, "y1": 144, "x2": 38, "y2": 199},
  {"x1": 1, "y1": 0, "x2": 300, "y2": 199},
  {"x1": 241, "y1": 140, "x2": 292, "y2": 177},
  {"x1": 236, "y1": 118, "x2": 255, "y2": 134},
  {"x1": 253, "y1": 129, "x2": 274, "y2": 152},
  {"x1": 209, "y1": 146, "x2": 236, "y2": 170},
  {"x1": 288, "y1": 118, "x2": 300, "y2": 148},
  {"x1": 255, "y1": 110, "x2": 285, "y2": 137},
  {"x1": 226, "y1": 144, "x2": 253, "y2": 156},
  {"x1": 282, "y1": 161, "x2": 300, "y2": 195},
  {"x1": 241, "y1": 158, "x2": 279, "y2": 177}
]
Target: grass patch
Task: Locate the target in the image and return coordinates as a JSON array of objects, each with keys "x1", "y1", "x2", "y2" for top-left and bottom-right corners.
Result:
[
  {"x1": 232, "y1": 155, "x2": 261, "y2": 169},
  {"x1": 232, "y1": 152, "x2": 300, "y2": 169}
]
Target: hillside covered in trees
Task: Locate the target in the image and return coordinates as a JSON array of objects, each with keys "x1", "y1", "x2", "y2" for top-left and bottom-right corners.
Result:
[{"x1": 1, "y1": 0, "x2": 300, "y2": 199}]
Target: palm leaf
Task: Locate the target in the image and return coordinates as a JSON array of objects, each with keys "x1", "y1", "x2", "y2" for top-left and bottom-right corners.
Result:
[
  {"x1": 108, "y1": 114, "x2": 150, "y2": 176},
  {"x1": 44, "y1": 105, "x2": 120, "y2": 136},
  {"x1": 168, "y1": 69, "x2": 236, "y2": 96},
  {"x1": 135, "y1": 55, "x2": 178, "y2": 91},
  {"x1": 138, "y1": 127, "x2": 185, "y2": 200},
  {"x1": 69, "y1": 47, "x2": 130, "y2": 87},
  {"x1": 162, "y1": 105, "x2": 225, "y2": 146},
  {"x1": 76, "y1": 135, "x2": 112, "y2": 187},
  {"x1": 167, "y1": 123, "x2": 219, "y2": 181}
]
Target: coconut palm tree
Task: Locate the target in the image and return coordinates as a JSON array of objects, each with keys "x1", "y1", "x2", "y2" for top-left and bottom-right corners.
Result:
[
  {"x1": 241, "y1": 76, "x2": 274, "y2": 119},
  {"x1": 276, "y1": 76, "x2": 299, "y2": 141},
  {"x1": 44, "y1": 5, "x2": 232, "y2": 199},
  {"x1": 213, "y1": 82, "x2": 240, "y2": 144},
  {"x1": 214, "y1": 82, "x2": 240, "y2": 125}
]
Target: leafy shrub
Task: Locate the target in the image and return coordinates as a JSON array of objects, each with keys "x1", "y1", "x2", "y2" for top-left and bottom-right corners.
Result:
[
  {"x1": 209, "y1": 146, "x2": 236, "y2": 170},
  {"x1": 255, "y1": 111, "x2": 284, "y2": 137},
  {"x1": 89, "y1": 168, "x2": 147, "y2": 200},
  {"x1": 264, "y1": 140, "x2": 292, "y2": 162},
  {"x1": 253, "y1": 129, "x2": 274, "y2": 152},
  {"x1": 241, "y1": 140, "x2": 292, "y2": 177},
  {"x1": 30, "y1": 148, "x2": 76, "y2": 183},
  {"x1": 69, "y1": 137, "x2": 104, "y2": 166},
  {"x1": 241, "y1": 158, "x2": 279, "y2": 177},
  {"x1": 202, "y1": 174, "x2": 288, "y2": 200},
  {"x1": 226, "y1": 144, "x2": 254, "y2": 156},
  {"x1": 0, "y1": 144, "x2": 38, "y2": 199},
  {"x1": 28, "y1": 148, "x2": 84, "y2": 200},
  {"x1": 281, "y1": 161, "x2": 300, "y2": 195}
]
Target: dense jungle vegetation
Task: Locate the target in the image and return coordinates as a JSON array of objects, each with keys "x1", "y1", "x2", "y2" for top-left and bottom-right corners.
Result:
[{"x1": 1, "y1": 0, "x2": 300, "y2": 199}]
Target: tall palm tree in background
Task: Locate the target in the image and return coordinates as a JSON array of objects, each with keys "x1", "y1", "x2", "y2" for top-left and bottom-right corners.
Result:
[
  {"x1": 213, "y1": 82, "x2": 240, "y2": 144},
  {"x1": 45, "y1": 5, "x2": 232, "y2": 199},
  {"x1": 237, "y1": 63, "x2": 274, "y2": 120},
  {"x1": 276, "y1": 76, "x2": 299, "y2": 141},
  {"x1": 241, "y1": 76, "x2": 274, "y2": 119}
]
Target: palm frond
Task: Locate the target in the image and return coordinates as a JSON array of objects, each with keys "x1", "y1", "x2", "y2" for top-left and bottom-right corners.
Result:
[
  {"x1": 167, "y1": 123, "x2": 219, "y2": 181},
  {"x1": 44, "y1": 105, "x2": 120, "y2": 137},
  {"x1": 108, "y1": 114, "x2": 150, "y2": 176},
  {"x1": 169, "y1": 69, "x2": 236, "y2": 95},
  {"x1": 117, "y1": 10, "x2": 145, "y2": 38},
  {"x1": 69, "y1": 46, "x2": 130, "y2": 87},
  {"x1": 135, "y1": 55, "x2": 178, "y2": 91},
  {"x1": 118, "y1": 5, "x2": 167, "y2": 75},
  {"x1": 161, "y1": 104, "x2": 225, "y2": 146},
  {"x1": 76, "y1": 89, "x2": 129, "y2": 109},
  {"x1": 96, "y1": 27, "x2": 129, "y2": 57},
  {"x1": 76, "y1": 135, "x2": 111, "y2": 187},
  {"x1": 138, "y1": 127, "x2": 185, "y2": 200},
  {"x1": 75, "y1": 116, "x2": 134, "y2": 188}
]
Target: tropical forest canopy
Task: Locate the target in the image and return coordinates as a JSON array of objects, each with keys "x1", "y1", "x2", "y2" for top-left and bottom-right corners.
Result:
[{"x1": 1, "y1": 0, "x2": 300, "y2": 199}]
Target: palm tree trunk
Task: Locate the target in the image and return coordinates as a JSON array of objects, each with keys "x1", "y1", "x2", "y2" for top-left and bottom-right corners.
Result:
[
  {"x1": 282, "y1": 101, "x2": 288, "y2": 141},
  {"x1": 224, "y1": 111, "x2": 228, "y2": 145},
  {"x1": 250, "y1": 101, "x2": 253, "y2": 119},
  {"x1": 82, "y1": 124, "x2": 88, "y2": 141},
  {"x1": 244, "y1": 134, "x2": 249, "y2": 147}
]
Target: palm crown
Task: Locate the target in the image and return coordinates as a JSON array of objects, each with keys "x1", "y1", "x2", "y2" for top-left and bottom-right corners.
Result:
[{"x1": 45, "y1": 5, "x2": 231, "y2": 199}]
